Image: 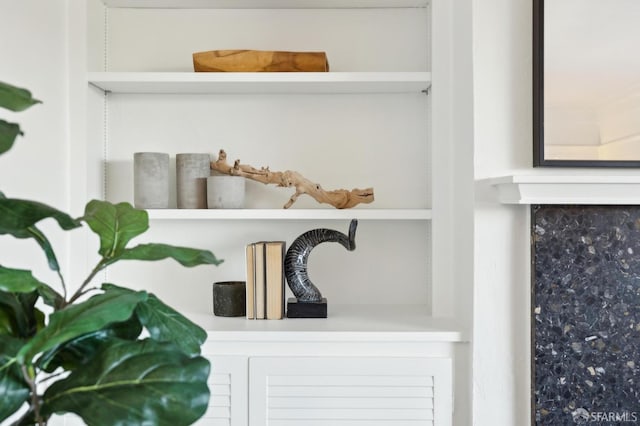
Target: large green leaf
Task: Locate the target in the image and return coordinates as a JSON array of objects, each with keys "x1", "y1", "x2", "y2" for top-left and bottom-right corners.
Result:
[
  {"x1": 0, "y1": 266, "x2": 46, "y2": 293},
  {"x1": 0, "y1": 308, "x2": 13, "y2": 335},
  {"x1": 0, "y1": 119, "x2": 21, "y2": 155},
  {"x1": 136, "y1": 293, "x2": 207, "y2": 356},
  {"x1": 17, "y1": 289, "x2": 148, "y2": 365},
  {"x1": 0, "y1": 198, "x2": 81, "y2": 235},
  {"x1": 0, "y1": 335, "x2": 30, "y2": 423},
  {"x1": 0, "y1": 81, "x2": 41, "y2": 112},
  {"x1": 38, "y1": 315, "x2": 143, "y2": 373},
  {"x1": 36, "y1": 283, "x2": 65, "y2": 310},
  {"x1": 0, "y1": 265, "x2": 63, "y2": 311},
  {"x1": 0, "y1": 198, "x2": 82, "y2": 271},
  {"x1": 82, "y1": 200, "x2": 149, "y2": 258},
  {"x1": 116, "y1": 243, "x2": 222, "y2": 267},
  {"x1": 0, "y1": 192, "x2": 70, "y2": 271},
  {"x1": 0, "y1": 291, "x2": 42, "y2": 338},
  {"x1": 103, "y1": 284, "x2": 207, "y2": 356},
  {"x1": 42, "y1": 339, "x2": 210, "y2": 426}
]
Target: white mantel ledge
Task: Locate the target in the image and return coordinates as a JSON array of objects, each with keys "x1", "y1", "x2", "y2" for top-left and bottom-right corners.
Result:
[{"x1": 488, "y1": 174, "x2": 640, "y2": 205}]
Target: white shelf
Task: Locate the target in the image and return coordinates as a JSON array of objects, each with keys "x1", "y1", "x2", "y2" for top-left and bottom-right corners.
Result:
[
  {"x1": 102, "y1": 0, "x2": 429, "y2": 9},
  {"x1": 146, "y1": 208, "x2": 432, "y2": 220},
  {"x1": 489, "y1": 174, "x2": 640, "y2": 204},
  {"x1": 185, "y1": 305, "x2": 466, "y2": 342},
  {"x1": 88, "y1": 72, "x2": 431, "y2": 94}
]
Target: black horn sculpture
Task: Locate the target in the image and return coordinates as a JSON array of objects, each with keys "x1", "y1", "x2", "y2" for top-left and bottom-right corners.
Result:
[{"x1": 285, "y1": 219, "x2": 358, "y2": 318}]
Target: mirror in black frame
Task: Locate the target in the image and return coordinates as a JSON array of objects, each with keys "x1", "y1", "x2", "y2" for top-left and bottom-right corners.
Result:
[{"x1": 534, "y1": 0, "x2": 640, "y2": 166}]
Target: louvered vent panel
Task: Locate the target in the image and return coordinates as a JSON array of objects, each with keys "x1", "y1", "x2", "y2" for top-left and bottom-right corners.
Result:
[
  {"x1": 266, "y1": 374, "x2": 435, "y2": 426},
  {"x1": 195, "y1": 373, "x2": 231, "y2": 426}
]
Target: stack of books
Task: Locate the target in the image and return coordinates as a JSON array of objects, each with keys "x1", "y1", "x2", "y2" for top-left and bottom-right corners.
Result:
[{"x1": 245, "y1": 241, "x2": 286, "y2": 320}]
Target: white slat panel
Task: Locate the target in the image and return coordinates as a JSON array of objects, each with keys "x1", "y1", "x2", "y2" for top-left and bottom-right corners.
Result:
[
  {"x1": 210, "y1": 384, "x2": 231, "y2": 396},
  {"x1": 269, "y1": 421, "x2": 433, "y2": 426},
  {"x1": 201, "y1": 407, "x2": 231, "y2": 418},
  {"x1": 210, "y1": 395, "x2": 231, "y2": 407},
  {"x1": 196, "y1": 355, "x2": 248, "y2": 426},
  {"x1": 194, "y1": 419, "x2": 230, "y2": 426},
  {"x1": 269, "y1": 408, "x2": 434, "y2": 420},
  {"x1": 250, "y1": 357, "x2": 451, "y2": 426},
  {"x1": 269, "y1": 397, "x2": 433, "y2": 409},
  {"x1": 268, "y1": 385, "x2": 433, "y2": 398},
  {"x1": 209, "y1": 373, "x2": 231, "y2": 385},
  {"x1": 268, "y1": 375, "x2": 434, "y2": 387}
]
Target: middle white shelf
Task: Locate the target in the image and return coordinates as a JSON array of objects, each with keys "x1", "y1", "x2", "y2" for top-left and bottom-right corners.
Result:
[
  {"x1": 146, "y1": 208, "x2": 432, "y2": 221},
  {"x1": 88, "y1": 71, "x2": 432, "y2": 94}
]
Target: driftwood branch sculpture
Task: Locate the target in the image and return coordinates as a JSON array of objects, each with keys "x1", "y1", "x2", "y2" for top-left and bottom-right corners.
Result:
[{"x1": 210, "y1": 149, "x2": 374, "y2": 209}]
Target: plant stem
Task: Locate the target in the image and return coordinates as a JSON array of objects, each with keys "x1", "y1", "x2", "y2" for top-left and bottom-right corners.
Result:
[
  {"x1": 21, "y1": 365, "x2": 45, "y2": 426},
  {"x1": 37, "y1": 370, "x2": 68, "y2": 385},
  {"x1": 66, "y1": 259, "x2": 108, "y2": 305},
  {"x1": 57, "y1": 270, "x2": 67, "y2": 300}
]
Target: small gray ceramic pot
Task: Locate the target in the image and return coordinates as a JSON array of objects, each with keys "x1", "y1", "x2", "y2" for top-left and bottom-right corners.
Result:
[
  {"x1": 212, "y1": 281, "x2": 246, "y2": 317},
  {"x1": 207, "y1": 175, "x2": 245, "y2": 209}
]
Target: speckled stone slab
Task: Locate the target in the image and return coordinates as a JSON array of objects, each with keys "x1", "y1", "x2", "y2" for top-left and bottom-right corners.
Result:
[{"x1": 533, "y1": 205, "x2": 640, "y2": 425}]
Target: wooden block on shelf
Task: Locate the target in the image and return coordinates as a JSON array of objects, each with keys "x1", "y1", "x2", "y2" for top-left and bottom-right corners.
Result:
[{"x1": 193, "y1": 49, "x2": 329, "y2": 72}]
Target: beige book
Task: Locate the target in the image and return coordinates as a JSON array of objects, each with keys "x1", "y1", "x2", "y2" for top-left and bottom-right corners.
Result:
[
  {"x1": 265, "y1": 241, "x2": 286, "y2": 320},
  {"x1": 245, "y1": 243, "x2": 255, "y2": 320},
  {"x1": 254, "y1": 242, "x2": 266, "y2": 320}
]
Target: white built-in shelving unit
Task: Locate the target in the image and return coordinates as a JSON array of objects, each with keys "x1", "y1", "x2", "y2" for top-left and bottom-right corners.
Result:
[{"x1": 68, "y1": 0, "x2": 472, "y2": 422}]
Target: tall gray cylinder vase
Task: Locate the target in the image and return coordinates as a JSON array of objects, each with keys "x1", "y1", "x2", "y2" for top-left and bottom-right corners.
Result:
[
  {"x1": 176, "y1": 153, "x2": 210, "y2": 209},
  {"x1": 134, "y1": 152, "x2": 170, "y2": 209}
]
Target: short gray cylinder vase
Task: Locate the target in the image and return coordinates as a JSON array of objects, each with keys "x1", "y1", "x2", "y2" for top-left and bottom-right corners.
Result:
[
  {"x1": 176, "y1": 153, "x2": 210, "y2": 209},
  {"x1": 207, "y1": 175, "x2": 245, "y2": 209},
  {"x1": 212, "y1": 281, "x2": 246, "y2": 317},
  {"x1": 134, "y1": 152, "x2": 170, "y2": 209}
]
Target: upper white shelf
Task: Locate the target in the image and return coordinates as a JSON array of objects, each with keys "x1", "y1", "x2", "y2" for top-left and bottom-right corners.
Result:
[
  {"x1": 102, "y1": 0, "x2": 429, "y2": 9},
  {"x1": 147, "y1": 208, "x2": 432, "y2": 221},
  {"x1": 489, "y1": 174, "x2": 640, "y2": 204},
  {"x1": 88, "y1": 72, "x2": 431, "y2": 95}
]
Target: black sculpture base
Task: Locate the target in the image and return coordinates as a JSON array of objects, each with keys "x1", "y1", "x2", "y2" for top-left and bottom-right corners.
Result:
[{"x1": 286, "y1": 298, "x2": 327, "y2": 318}]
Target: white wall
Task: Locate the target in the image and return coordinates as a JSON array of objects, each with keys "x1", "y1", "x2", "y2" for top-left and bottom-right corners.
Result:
[
  {"x1": 0, "y1": 2, "x2": 71, "y2": 425},
  {"x1": 472, "y1": 0, "x2": 532, "y2": 425},
  {"x1": 0, "y1": 2, "x2": 71, "y2": 289}
]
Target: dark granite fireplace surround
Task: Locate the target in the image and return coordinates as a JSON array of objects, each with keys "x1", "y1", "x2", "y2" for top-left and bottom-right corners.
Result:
[{"x1": 533, "y1": 205, "x2": 640, "y2": 425}]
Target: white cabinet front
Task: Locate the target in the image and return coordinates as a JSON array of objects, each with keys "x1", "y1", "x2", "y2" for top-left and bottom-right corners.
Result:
[{"x1": 249, "y1": 357, "x2": 452, "y2": 426}]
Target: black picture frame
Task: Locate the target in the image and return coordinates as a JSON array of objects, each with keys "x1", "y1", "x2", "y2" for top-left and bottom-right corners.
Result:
[{"x1": 532, "y1": 0, "x2": 640, "y2": 167}]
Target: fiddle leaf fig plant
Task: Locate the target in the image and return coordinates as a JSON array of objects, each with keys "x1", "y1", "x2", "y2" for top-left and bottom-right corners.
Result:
[
  {"x1": 0, "y1": 81, "x2": 222, "y2": 425},
  {"x1": 0, "y1": 81, "x2": 41, "y2": 155}
]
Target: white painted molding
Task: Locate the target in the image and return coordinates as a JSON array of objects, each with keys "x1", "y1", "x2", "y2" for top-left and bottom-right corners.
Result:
[
  {"x1": 488, "y1": 175, "x2": 640, "y2": 204},
  {"x1": 102, "y1": 0, "x2": 430, "y2": 9}
]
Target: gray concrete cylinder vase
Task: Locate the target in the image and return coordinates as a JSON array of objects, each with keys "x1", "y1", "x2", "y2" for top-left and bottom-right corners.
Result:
[
  {"x1": 134, "y1": 152, "x2": 170, "y2": 209},
  {"x1": 176, "y1": 153, "x2": 210, "y2": 209},
  {"x1": 207, "y1": 175, "x2": 245, "y2": 209}
]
